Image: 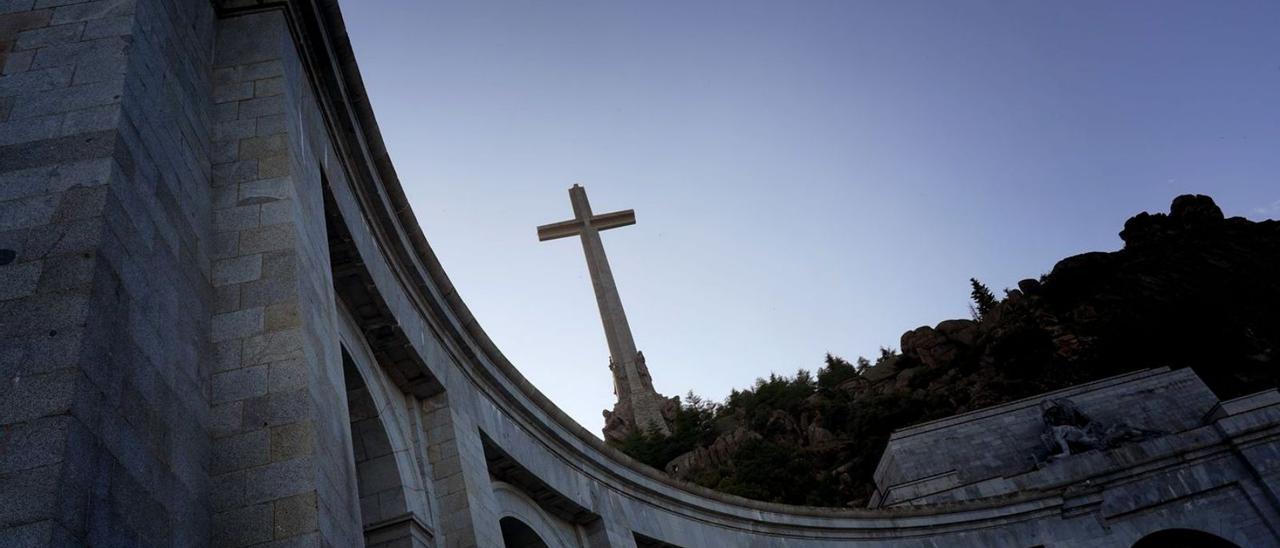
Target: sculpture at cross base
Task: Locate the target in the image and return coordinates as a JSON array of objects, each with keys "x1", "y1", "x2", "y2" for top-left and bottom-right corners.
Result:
[{"x1": 538, "y1": 184, "x2": 676, "y2": 442}]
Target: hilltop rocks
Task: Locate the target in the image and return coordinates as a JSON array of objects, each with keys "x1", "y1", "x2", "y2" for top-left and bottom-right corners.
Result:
[
  {"x1": 1119, "y1": 193, "x2": 1225, "y2": 245},
  {"x1": 1170, "y1": 194, "x2": 1225, "y2": 223},
  {"x1": 666, "y1": 426, "x2": 761, "y2": 480},
  {"x1": 627, "y1": 194, "x2": 1280, "y2": 508},
  {"x1": 899, "y1": 319, "x2": 978, "y2": 370}
]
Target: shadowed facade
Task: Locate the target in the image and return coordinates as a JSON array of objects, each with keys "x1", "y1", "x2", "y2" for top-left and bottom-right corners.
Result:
[{"x1": 0, "y1": 1, "x2": 1279, "y2": 546}]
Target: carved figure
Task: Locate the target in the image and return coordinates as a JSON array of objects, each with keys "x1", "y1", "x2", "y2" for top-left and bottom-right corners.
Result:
[{"x1": 1039, "y1": 398, "x2": 1162, "y2": 461}]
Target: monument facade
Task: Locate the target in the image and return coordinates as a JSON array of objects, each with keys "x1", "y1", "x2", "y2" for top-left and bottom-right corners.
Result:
[{"x1": 0, "y1": 1, "x2": 1277, "y2": 547}]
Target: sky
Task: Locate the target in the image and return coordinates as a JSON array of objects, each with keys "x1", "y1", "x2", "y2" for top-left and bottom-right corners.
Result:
[{"x1": 336, "y1": 1, "x2": 1280, "y2": 434}]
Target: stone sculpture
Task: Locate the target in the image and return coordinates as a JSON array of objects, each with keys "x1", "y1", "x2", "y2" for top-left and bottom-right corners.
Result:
[{"x1": 1039, "y1": 398, "x2": 1162, "y2": 461}]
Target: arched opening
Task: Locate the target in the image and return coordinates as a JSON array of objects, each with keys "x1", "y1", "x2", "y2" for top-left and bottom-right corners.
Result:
[
  {"x1": 500, "y1": 516, "x2": 550, "y2": 548},
  {"x1": 342, "y1": 349, "x2": 411, "y2": 537},
  {"x1": 1132, "y1": 529, "x2": 1240, "y2": 548}
]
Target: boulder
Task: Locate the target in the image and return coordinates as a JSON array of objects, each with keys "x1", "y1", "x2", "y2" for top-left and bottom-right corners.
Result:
[
  {"x1": 1170, "y1": 194, "x2": 1223, "y2": 223},
  {"x1": 861, "y1": 354, "x2": 901, "y2": 382},
  {"x1": 935, "y1": 319, "x2": 978, "y2": 347},
  {"x1": 901, "y1": 325, "x2": 960, "y2": 369}
]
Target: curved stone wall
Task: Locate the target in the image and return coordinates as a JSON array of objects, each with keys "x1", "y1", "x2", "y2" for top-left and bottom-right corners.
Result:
[
  {"x1": 286, "y1": 1, "x2": 1280, "y2": 546},
  {"x1": 0, "y1": 0, "x2": 1276, "y2": 546}
]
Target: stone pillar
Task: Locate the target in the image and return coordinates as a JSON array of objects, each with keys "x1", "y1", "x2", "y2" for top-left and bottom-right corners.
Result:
[
  {"x1": 583, "y1": 515, "x2": 639, "y2": 548},
  {"x1": 422, "y1": 393, "x2": 503, "y2": 548},
  {"x1": 0, "y1": 0, "x2": 215, "y2": 545},
  {"x1": 206, "y1": 10, "x2": 360, "y2": 547}
]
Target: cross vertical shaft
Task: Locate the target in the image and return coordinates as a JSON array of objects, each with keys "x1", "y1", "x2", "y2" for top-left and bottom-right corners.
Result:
[
  {"x1": 538, "y1": 185, "x2": 670, "y2": 439},
  {"x1": 570, "y1": 186, "x2": 638, "y2": 376}
]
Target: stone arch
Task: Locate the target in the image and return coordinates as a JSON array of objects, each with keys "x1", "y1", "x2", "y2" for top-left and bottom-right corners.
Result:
[
  {"x1": 492, "y1": 482, "x2": 580, "y2": 548},
  {"x1": 501, "y1": 517, "x2": 551, "y2": 548},
  {"x1": 1132, "y1": 528, "x2": 1241, "y2": 548},
  {"x1": 338, "y1": 307, "x2": 435, "y2": 547}
]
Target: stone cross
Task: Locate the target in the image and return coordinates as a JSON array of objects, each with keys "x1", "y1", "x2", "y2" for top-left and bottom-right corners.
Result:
[{"x1": 538, "y1": 185, "x2": 670, "y2": 438}]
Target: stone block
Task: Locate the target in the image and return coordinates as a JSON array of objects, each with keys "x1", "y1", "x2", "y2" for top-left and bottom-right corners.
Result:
[
  {"x1": 0, "y1": 414, "x2": 70, "y2": 474},
  {"x1": 241, "y1": 223, "x2": 293, "y2": 255},
  {"x1": 47, "y1": 156, "x2": 112, "y2": 191},
  {"x1": 0, "y1": 65, "x2": 73, "y2": 94},
  {"x1": 270, "y1": 421, "x2": 312, "y2": 461},
  {"x1": 14, "y1": 21, "x2": 82, "y2": 50},
  {"x1": 212, "y1": 159, "x2": 258, "y2": 187},
  {"x1": 272, "y1": 492, "x2": 317, "y2": 539},
  {"x1": 0, "y1": 9, "x2": 52, "y2": 36},
  {"x1": 0, "y1": 258, "x2": 40, "y2": 299},
  {"x1": 0, "y1": 366, "x2": 83, "y2": 425},
  {"x1": 210, "y1": 138, "x2": 237, "y2": 164},
  {"x1": 243, "y1": 456, "x2": 315, "y2": 505},
  {"x1": 212, "y1": 364, "x2": 267, "y2": 404},
  {"x1": 0, "y1": 164, "x2": 48, "y2": 201},
  {"x1": 34, "y1": 1, "x2": 91, "y2": 9},
  {"x1": 79, "y1": 13, "x2": 129, "y2": 39},
  {"x1": 357, "y1": 453, "x2": 401, "y2": 495},
  {"x1": 0, "y1": 463, "x2": 59, "y2": 529},
  {"x1": 0, "y1": 520, "x2": 62, "y2": 547},
  {"x1": 257, "y1": 154, "x2": 289, "y2": 178},
  {"x1": 214, "y1": 284, "x2": 241, "y2": 313},
  {"x1": 211, "y1": 306, "x2": 263, "y2": 342},
  {"x1": 211, "y1": 401, "x2": 244, "y2": 438},
  {"x1": 211, "y1": 469, "x2": 247, "y2": 512},
  {"x1": 255, "y1": 113, "x2": 284, "y2": 136},
  {"x1": 6, "y1": 79, "x2": 120, "y2": 119},
  {"x1": 237, "y1": 176, "x2": 289, "y2": 205},
  {"x1": 35, "y1": 252, "x2": 93, "y2": 292},
  {"x1": 212, "y1": 502, "x2": 273, "y2": 547},
  {"x1": 211, "y1": 339, "x2": 242, "y2": 372},
  {"x1": 264, "y1": 300, "x2": 298, "y2": 331},
  {"x1": 265, "y1": 387, "x2": 311, "y2": 427},
  {"x1": 212, "y1": 428, "x2": 269, "y2": 474},
  {"x1": 240, "y1": 272, "x2": 296, "y2": 308},
  {"x1": 213, "y1": 254, "x2": 262, "y2": 287},
  {"x1": 0, "y1": 113, "x2": 62, "y2": 145},
  {"x1": 257, "y1": 200, "x2": 292, "y2": 226},
  {"x1": 60, "y1": 103, "x2": 118, "y2": 134},
  {"x1": 237, "y1": 95, "x2": 282, "y2": 119},
  {"x1": 2, "y1": 49, "x2": 35, "y2": 74},
  {"x1": 238, "y1": 134, "x2": 284, "y2": 160},
  {"x1": 214, "y1": 117, "x2": 255, "y2": 141},
  {"x1": 52, "y1": 182, "x2": 106, "y2": 221},
  {"x1": 0, "y1": 192, "x2": 57, "y2": 230},
  {"x1": 213, "y1": 11, "x2": 282, "y2": 67},
  {"x1": 253, "y1": 75, "x2": 282, "y2": 97},
  {"x1": 211, "y1": 229, "x2": 239, "y2": 259},
  {"x1": 212, "y1": 183, "x2": 237, "y2": 210},
  {"x1": 1, "y1": 2, "x2": 39, "y2": 15},
  {"x1": 49, "y1": 0, "x2": 133, "y2": 25},
  {"x1": 242, "y1": 328, "x2": 302, "y2": 365},
  {"x1": 213, "y1": 81, "x2": 252, "y2": 104},
  {"x1": 214, "y1": 204, "x2": 259, "y2": 231},
  {"x1": 0, "y1": 129, "x2": 114, "y2": 174},
  {"x1": 213, "y1": 101, "x2": 237, "y2": 123},
  {"x1": 267, "y1": 357, "x2": 305, "y2": 392},
  {"x1": 240, "y1": 59, "x2": 282, "y2": 81}
]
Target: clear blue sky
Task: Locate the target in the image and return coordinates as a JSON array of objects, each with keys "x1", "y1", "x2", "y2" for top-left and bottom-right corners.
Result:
[{"x1": 337, "y1": 1, "x2": 1280, "y2": 434}]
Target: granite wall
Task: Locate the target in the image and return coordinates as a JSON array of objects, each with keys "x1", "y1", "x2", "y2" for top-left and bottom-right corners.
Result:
[{"x1": 1, "y1": 0, "x2": 214, "y2": 544}]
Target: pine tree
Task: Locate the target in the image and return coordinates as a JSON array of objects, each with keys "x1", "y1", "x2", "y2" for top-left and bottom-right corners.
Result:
[{"x1": 970, "y1": 278, "x2": 999, "y2": 319}]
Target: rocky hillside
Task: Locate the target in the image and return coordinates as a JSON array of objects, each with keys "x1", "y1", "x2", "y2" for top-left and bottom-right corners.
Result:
[{"x1": 615, "y1": 195, "x2": 1280, "y2": 507}]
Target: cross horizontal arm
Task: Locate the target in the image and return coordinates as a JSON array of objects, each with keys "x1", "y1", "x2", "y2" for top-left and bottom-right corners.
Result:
[
  {"x1": 536, "y1": 209, "x2": 636, "y2": 242},
  {"x1": 537, "y1": 219, "x2": 584, "y2": 241},
  {"x1": 589, "y1": 209, "x2": 637, "y2": 231}
]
